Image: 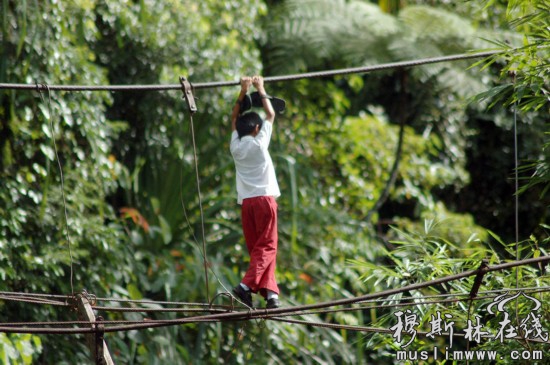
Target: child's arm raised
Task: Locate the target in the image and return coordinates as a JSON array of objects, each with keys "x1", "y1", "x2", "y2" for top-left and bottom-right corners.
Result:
[
  {"x1": 253, "y1": 76, "x2": 275, "y2": 124},
  {"x1": 231, "y1": 77, "x2": 252, "y2": 131}
]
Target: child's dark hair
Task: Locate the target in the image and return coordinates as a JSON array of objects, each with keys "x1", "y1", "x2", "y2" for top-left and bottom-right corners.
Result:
[{"x1": 236, "y1": 112, "x2": 263, "y2": 138}]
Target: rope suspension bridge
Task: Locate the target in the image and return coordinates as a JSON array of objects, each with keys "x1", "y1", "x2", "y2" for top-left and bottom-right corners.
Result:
[
  {"x1": 2, "y1": 49, "x2": 548, "y2": 363},
  {"x1": 1, "y1": 256, "x2": 550, "y2": 336}
]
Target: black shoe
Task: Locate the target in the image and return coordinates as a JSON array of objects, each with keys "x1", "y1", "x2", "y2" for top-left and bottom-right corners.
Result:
[
  {"x1": 232, "y1": 285, "x2": 253, "y2": 308},
  {"x1": 266, "y1": 298, "x2": 280, "y2": 309}
]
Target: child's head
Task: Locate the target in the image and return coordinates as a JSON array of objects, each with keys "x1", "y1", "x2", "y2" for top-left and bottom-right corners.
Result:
[{"x1": 236, "y1": 112, "x2": 263, "y2": 138}]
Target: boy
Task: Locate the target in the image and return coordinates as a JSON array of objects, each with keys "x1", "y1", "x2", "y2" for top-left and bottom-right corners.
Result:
[{"x1": 230, "y1": 76, "x2": 281, "y2": 309}]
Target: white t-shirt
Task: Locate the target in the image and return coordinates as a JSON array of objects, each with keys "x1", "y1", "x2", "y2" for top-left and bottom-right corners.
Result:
[{"x1": 230, "y1": 122, "x2": 281, "y2": 204}]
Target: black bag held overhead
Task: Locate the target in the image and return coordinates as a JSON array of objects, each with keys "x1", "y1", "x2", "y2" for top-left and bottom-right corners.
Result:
[{"x1": 239, "y1": 91, "x2": 286, "y2": 114}]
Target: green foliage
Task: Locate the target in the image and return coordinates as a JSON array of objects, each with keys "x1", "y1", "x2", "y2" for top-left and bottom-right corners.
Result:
[
  {"x1": 263, "y1": 0, "x2": 400, "y2": 72},
  {"x1": 351, "y1": 220, "x2": 550, "y2": 364},
  {"x1": 260, "y1": 0, "x2": 510, "y2": 231},
  {"x1": 0, "y1": 334, "x2": 42, "y2": 365},
  {"x1": 473, "y1": 0, "x2": 549, "y2": 112},
  {"x1": 469, "y1": 0, "x2": 549, "y2": 234},
  {"x1": 1, "y1": 0, "x2": 138, "y2": 362},
  {"x1": 517, "y1": 134, "x2": 550, "y2": 201},
  {"x1": 287, "y1": 108, "x2": 471, "y2": 222},
  {"x1": 262, "y1": 0, "x2": 507, "y2": 96},
  {"x1": 393, "y1": 204, "x2": 489, "y2": 247},
  {"x1": 1, "y1": 0, "x2": 548, "y2": 363}
]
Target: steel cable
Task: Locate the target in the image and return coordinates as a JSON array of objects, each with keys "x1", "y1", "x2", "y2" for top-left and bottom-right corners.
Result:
[
  {"x1": 0, "y1": 51, "x2": 500, "y2": 92},
  {"x1": 1, "y1": 255, "x2": 548, "y2": 334}
]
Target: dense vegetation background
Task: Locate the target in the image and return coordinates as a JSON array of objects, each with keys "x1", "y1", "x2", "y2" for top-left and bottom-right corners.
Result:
[{"x1": 1, "y1": 0, "x2": 548, "y2": 363}]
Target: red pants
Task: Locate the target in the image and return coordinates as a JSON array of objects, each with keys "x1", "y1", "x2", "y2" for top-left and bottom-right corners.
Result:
[{"x1": 241, "y1": 196, "x2": 279, "y2": 298}]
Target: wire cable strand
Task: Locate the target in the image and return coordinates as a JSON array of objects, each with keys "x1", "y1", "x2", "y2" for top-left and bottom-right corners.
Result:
[
  {"x1": 1, "y1": 51, "x2": 500, "y2": 92},
  {"x1": 2, "y1": 285, "x2": 548, "y2": 330},
  {"x1": 2, "y1": 285, "x2": 549, "y2": 318},
  {"x1": 38, "y1": 84, "x2": 75, "y2": 295},
  {"x1": 4, "y1": 285, "x2": 549, "y2": 318},
  {"x1": 187, "y1": 113, "x2": 211, "y2": 304},
  {"x1": 269, "y1": 317, "x2": 550, "y2": 345},
  {"x1": 3, "y1": 284, "x2": 549, "y2": 307},
  {"x1": 1, "y1": 255, "x2": 549, "y2": 334},
  {"x1": 513, "y1": 86, "x2": 520, "y2": 287}
]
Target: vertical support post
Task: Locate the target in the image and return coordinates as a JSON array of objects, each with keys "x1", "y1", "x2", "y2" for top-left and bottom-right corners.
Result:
[{"x1": 75, "y1": 291, "x2": 115, "y2": 365}]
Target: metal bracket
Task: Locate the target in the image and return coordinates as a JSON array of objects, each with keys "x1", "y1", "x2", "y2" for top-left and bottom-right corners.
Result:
[
  {"x1": 469, "y1": 259, "x2": 489, "y2": 300},
  {"x1": 180, "y1": 76, "x2": 197, "y2": 114}
]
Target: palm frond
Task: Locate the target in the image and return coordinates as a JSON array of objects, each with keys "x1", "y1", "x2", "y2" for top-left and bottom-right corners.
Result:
[
  {"x1": 264, "y1": 1, "x2": 504, "y2": 99},
  {"x1": 337, "y1": 2, "x2": 402, "y2": 65},
  {"x1": 398, "y1": 6, "x2": 481, "y2": 53},
  {"x1": 264, "y1": 0, "x2": 401, "y2": 74}
]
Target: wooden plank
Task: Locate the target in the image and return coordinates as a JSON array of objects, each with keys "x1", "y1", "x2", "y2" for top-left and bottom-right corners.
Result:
[{"x1": 76, "y1": 293, "x2": 115, "y2": 365}]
